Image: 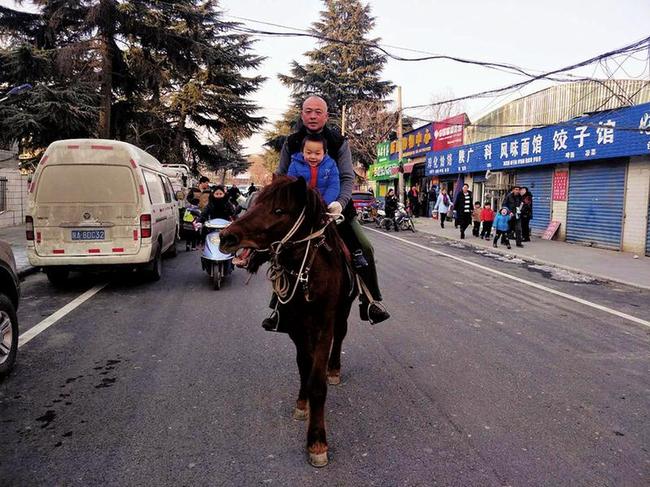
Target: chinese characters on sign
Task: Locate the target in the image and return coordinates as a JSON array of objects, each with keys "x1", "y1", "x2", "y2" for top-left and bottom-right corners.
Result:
[
  {"x1": 367, "y1": 160, "x2": 401, "y2": 181},
  {"x1": 376, "y1": 142, "x2": 390, "y2": 164},
  {"x1": 389, "y1": 124, "x2": 433, "y2": 159},
  {"x1": 552, "y1": 171, "x2": 569, "y2": 201},
  {"x1": 433, "y1": 113, "x2": 467, "y2": 151},
  {"x1": 425, "y1": 102, "x2": 650, "y2": 176}
]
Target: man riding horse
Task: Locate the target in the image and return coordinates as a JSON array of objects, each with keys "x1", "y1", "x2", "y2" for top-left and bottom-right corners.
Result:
[{"x1": 262, "y1": 95, "x2": 390, "y2": 330}]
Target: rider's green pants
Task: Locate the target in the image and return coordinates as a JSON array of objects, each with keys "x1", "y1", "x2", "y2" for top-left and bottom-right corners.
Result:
[{"x1": 345, "y1": 217, "x2": 382, "y2": 301}]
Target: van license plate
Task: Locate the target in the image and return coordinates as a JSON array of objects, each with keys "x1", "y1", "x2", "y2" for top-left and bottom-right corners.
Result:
[{"x1": 71, "y1": 230, "x2": 105, "y2": 241}]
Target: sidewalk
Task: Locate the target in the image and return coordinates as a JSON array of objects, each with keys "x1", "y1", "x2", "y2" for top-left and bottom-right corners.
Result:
[
  {"x1": 409, "y1": 217, "x2": 650, "y2": 291},
  {"x1": 0, "y1": 224, "x2": 37, "y2": 278}
]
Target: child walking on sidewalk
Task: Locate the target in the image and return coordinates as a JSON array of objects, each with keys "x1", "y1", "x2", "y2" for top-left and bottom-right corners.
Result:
[
  {"x1": 493, "y1": 207, "x2": 512, "y2": 249},
  {"x1": 472, "y1": 201, "x2": 482, "y2": 237},
  {"x1": 480, "y1": 202, "x2": 495, "y2": 239}
]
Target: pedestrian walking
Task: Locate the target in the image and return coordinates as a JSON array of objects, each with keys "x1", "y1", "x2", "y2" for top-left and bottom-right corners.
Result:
[
  {"x1": 453, "y1": 183, "x2": 473, "y2": 239},
  {"x1": 520, "y1": 186, "x2": 533, "y2": 242},
  {"x1": 480, "y1": 202, "x2": 495, "y2": 239},
  {"x1": 493, "y1": 207, "x2": 512, "y2": 249},
  {"x1": 428, "y1": 186, "x2": 437, "y2": 217},
  {"x1": 407, "y1": 186, "x2": 419, "y2": 217},
  {"x1": 384, "y1": 188, "x2": 400, "y2": 231},
  {"x1": 472, "y1": 201, "x2": 482, "y2": 237},
  {"x1": 502, "y1": 186, "x2": 524, "y2": 247},
  {"x1": 433, "y1": 188, "x2": 452, "y2": 228}
]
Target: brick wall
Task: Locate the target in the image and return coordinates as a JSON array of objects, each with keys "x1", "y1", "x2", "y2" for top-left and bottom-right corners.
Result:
[
  {"x1": 0, "y1": 168, "x2": 29, "y2": 228},
  {"x1": 622, "y1": 156, "x2": 650, "y2": 254}
]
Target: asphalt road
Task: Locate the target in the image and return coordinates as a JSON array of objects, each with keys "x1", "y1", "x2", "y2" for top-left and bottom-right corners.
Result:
[{"x1": 1, "y1": 230, "x2": 649, "y2": 486}]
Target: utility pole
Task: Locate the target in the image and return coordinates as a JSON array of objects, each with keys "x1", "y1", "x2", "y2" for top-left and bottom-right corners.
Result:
[
  {"x1": 341, "y1": 104, "x2": 347, "y2": 136},
  {"x1": 397, "y1": 86, "x2": 404, "y2": 204}
]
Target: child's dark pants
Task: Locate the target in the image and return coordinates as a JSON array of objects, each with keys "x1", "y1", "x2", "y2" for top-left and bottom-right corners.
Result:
[
  {"x1": 480, "y1": 221, "x2": 493, "y2": 238},
  {"x1": 493, "y1": 230, "x2": 510, "y2": 247},
  {"x1": 472, "y1": 221, "x2": 481, "y2": 237}
]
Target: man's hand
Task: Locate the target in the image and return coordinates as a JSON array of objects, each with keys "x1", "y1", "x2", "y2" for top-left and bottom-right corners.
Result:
[{"x1": 327, "y1": 201, "x2": 343, "y2": 215}]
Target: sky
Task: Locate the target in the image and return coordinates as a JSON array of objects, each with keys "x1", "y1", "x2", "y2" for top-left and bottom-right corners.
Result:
[{"x1": 3, "y1": 0, "x2": 650, "y2": 155}]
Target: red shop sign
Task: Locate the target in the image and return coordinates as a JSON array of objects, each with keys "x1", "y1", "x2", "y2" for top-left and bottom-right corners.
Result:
[
  {"x1": 433, "y1": 113, "x2": 467, "y2": 151},
  {"x1": 552, "y1": 170, "x2": 569, "y2": 201}
]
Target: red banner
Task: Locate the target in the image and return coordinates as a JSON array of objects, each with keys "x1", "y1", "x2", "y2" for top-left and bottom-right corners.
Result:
[
  {"x1": 433, "y1": 114, "x2": 466, "y2": 151},
  {"x1": 552, "y1": 170, "x2": 569, "y2": 201}
]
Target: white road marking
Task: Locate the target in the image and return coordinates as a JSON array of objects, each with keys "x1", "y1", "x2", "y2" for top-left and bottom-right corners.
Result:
[
  {"x1": 367, "y1": 228, "x2": 650, "y2": 329},
  {"x1": 18, "y1": 283, "x2": 108, "y2": 348}
]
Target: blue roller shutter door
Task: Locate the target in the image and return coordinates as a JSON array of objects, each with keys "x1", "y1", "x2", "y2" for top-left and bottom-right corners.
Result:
[
  {"x1": 566, "y1": 160, "x2": 627, "y2": 250},
  {"x1": 516, "y1": 168, "x2": 553, "y2": 233}
]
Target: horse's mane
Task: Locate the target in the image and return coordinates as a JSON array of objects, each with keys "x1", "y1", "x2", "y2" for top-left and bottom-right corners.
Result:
[{"x1": 257, "y1": 176, "x2": 343, "y2": 255}]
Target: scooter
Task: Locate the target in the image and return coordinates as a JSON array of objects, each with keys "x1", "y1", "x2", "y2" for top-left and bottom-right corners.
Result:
[
  {"x1": 394, "y1": 202, "x2": 416, "y2": 232},
  {"x1": 200, "y1": 218, "x2": 234, "y2": 290}
]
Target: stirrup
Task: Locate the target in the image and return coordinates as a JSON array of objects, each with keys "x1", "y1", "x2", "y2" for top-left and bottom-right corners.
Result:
[
  {"x1": 367, "y1": 301, "x2": 390, "y2": 325},
  {"x1": 262, "y1": 309, "x2": 281, "y2": 332}
]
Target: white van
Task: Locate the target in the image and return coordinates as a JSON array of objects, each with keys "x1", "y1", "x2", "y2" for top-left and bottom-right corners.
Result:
[{"x1": 26, "y1": 139, "x2": 179, "y2": 284}]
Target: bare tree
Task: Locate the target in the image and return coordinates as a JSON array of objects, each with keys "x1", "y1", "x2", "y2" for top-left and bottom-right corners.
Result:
[
  {"x1": 423, "y1": 88, "x2": 466, "y2": 121},
  {"x1": 344, "y1": 100, "x2": 398, "y2": 169}
]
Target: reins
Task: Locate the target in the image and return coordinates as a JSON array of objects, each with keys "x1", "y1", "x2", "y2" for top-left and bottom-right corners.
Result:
[{"x1": 261, "y1": 208, "x2": 343, "y2": 305}]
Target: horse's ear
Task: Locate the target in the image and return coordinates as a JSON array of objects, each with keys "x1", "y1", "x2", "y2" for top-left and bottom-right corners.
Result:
[{"x1": 290, "y1": 176, "x2": 307, "y2": 205}]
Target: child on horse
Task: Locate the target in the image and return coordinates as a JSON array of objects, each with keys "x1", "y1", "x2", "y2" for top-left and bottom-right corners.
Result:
[{"x1": 287, "y1": 133, "x2": 368, "y2": 269}]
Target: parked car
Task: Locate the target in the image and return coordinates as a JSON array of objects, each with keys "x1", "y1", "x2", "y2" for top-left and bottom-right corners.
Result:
[
  {"x1": 26, "y1": 139, "x2": 179, "y2": 285},
  {"x1": 351, "y1": 191, "x2": 376, "y2": 212},
  {"x1": 0, "y1": 241, "x2": 20, "y2": 378}
]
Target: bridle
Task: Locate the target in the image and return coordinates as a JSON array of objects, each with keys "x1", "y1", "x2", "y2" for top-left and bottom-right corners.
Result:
[{"x1": 258, "y1": 207, "x2": 342, "y2": 304}]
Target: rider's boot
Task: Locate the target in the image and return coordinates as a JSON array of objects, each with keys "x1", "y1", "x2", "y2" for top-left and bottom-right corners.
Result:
[
  {"x1": 261, "y1": 294, "x2": 288, "y2": 333},
  {"x1": 356, "y1": 258, "x2": 390, "y2": 325}
]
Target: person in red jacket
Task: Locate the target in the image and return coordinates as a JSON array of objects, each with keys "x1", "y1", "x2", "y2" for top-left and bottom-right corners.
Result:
[{"x1": 479, "y1": 202, "x2": 495, "y2": 240}]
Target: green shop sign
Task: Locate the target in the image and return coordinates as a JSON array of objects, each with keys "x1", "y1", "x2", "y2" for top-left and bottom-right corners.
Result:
[
  {"x1": 376, "y1": 141, "x2": 390, "y2": 164},
  {"x1": 368, "y1": 160, "x2": 401, "y2": 181}
]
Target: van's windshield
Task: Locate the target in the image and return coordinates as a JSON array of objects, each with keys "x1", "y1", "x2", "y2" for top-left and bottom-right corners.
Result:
[{"x1": 36, "y1": 164, "x2": 138, "y2": 204}]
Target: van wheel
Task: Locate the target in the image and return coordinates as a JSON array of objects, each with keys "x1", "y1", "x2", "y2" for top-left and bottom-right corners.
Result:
[
  {"x1": 149, "y1": 247, "x2": 162, "y2": 281},
  {"x1": 0, "y1": 294, "x2": 19, "y2": 379},
  {"x1": 45, "y1": 268, "x2": 69, "y2": 286}
]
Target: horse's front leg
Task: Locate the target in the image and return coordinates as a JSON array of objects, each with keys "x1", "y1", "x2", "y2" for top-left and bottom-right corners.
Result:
[
  {"x1": 327, "y1": 310, "x2": 349, "y2": 386},
  {"x1": 307, "y1": 329, "x2": 334, "y2": 467},
  {"x1": 293, "y1": 336, "x2": 311, "y2": 421}
]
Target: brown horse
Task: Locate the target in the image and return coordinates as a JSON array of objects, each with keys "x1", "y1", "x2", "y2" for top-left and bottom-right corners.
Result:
[{"x1": 219, "y1": 176, "x2": 357, "y2": 467}]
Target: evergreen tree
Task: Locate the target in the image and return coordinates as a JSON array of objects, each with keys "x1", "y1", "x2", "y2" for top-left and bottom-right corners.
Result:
[
  {"x1": 0, "y1": 1, "x2": 265, "y2": 174},
  {"x1": 278, "y1": 0, "x2": 394, "y2": 122}
]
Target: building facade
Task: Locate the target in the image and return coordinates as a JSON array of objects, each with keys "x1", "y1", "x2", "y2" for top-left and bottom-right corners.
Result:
[{"x1": 425, "y1": 97, "x2": 650, "y2": 255}]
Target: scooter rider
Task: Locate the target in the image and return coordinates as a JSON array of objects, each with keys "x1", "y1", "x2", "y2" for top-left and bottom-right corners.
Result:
[
  {"x1": 264, "y1": 95, "x2": 390, "y2": 327},
  {"x1": 200, "y1": 185, "x2": 236, "y2": 223}
]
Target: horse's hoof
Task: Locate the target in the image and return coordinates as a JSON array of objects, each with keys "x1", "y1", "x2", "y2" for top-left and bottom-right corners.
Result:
[
  {"x1": 292, "y1": 408, "x2": 309, "y2": 421},
  {"x1": 327, "y1": 373, "x2": 341, "y2": 386},
  {"x1": 309, "y1": 452, "x2": 328, "y2": 467}
]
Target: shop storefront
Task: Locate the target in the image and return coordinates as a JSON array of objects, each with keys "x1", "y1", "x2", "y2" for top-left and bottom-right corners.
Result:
[
  {"x1": 367, "y1": 159, "x2": 401, "y2": 199},
  {"x1": 425, "y1": 102, "x2": 650, "y2": 251}
]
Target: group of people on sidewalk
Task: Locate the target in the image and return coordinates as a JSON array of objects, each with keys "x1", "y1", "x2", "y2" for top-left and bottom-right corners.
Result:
[{"x1": 432, "y1": 184, "x2": 534, "y2": 249}]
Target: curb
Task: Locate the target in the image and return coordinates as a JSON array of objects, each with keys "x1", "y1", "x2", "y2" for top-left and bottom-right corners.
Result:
[{"x1": 410, "y1": 224, "x2": 650, "y2": 292}]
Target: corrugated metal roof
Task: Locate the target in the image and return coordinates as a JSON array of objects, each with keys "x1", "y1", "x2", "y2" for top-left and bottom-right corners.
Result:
[{"x1": 465, "y1": 80, "x2": 650, "y2": 144}]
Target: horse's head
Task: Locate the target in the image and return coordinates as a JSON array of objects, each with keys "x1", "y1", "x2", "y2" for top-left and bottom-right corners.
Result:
[{"x1": 219, "y1": 176, "x2": 328, "y2": 271}]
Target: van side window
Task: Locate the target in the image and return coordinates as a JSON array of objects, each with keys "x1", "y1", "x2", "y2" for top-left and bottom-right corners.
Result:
[
  {"x1": 159, "y1": 176, "x2": 173, "y2": 203},
  {"x1": 143, "y1": 170, "x2": 165, "y2": 205}
]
